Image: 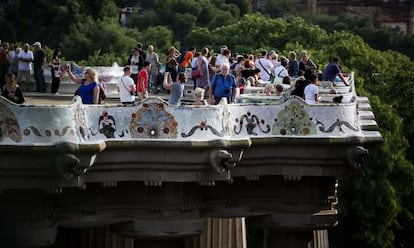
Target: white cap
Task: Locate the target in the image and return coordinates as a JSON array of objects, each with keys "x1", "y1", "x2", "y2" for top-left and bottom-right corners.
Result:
[{"x1": 33, "y1": 41, "x2": 41, "y2": 47}]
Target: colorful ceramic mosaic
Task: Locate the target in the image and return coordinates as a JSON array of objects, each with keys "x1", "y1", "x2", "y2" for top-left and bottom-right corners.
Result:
[
  {"x1": 130, "y1": 102, "x2": 178, "y2": 138},
  {"x1": 0, "y1": 102, "x2": 22, "y2": 142},
  {"x1": 272, "y1": 101, "x2": 316, "y2": 136},
  {"x1": 234, "y1": 112, "x2": 271, "y2": 136}
]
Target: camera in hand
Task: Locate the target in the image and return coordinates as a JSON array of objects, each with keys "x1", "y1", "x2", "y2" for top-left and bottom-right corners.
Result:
[{"x1": 130, "y1": 91, "x2": 134, "y2": 96}]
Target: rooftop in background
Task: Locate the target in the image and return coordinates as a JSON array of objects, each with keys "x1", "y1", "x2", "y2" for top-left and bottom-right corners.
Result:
[
  {"x1": 120, "y1": 6, "x2": 141, "y2": 13},
  {"x1": 254, "y1": 0, "x2": 414, "y2": 34}
]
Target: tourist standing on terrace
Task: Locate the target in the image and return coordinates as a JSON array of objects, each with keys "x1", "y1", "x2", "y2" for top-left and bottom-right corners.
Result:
[
  {"x1": 67, "y1": 66, "x2": 100, "y2": 104},
  {"x1": 299, "y1": 51, "x2": 317, "y2": 81},
  {"x1": 178, "y1": 47, "x2": 195, "y2": 73},
  {"x1": 234, "y1": 55, "x2": 245, "y2": 81},
  {"x1": 269, "y1": 51, "x2": 281, "y2": 68},
  {"x1": 322, "y1": 57, "x2": 349, "y2": 86},
  {"x1": 304, "y1": 74, "x2": 319, "y2": 104},
  {"x1": 32, "y1": 42, "x2": 47, "y2": 93},
  {"x1": 8, "y1": 45, "x2": 21, "y2": 77},
  {"x1": 165, "y1": 46, "x2": 179, "y2": 82},
  {"x1": 17, "y1": 43, "x2": 33, "y2": 86},
  {"x1": 255, "y1": 50, "x2": 274, "y2": 82},
  {"x1": 117, "y1": 66, "x2": 135, "y2": 105},
  {"x1": 163, "y1": 71, "x2": 186, "y2": 106},
  {"x1": 49, "y1": 48, "x2": 61, "y2": 94},
  {"x1": 0, "y1": 42, "x2": 10, "y2": 88},
  {"x1": 208, "y1": 55, "x2": 218, "y2": 81},
  {"x1": 146, "y1": 45, "x2": 160, "y2": 94},
  {"x1": 136, "y1": 42, "x2": 147, "y2": 68},
  {"x1": 209, "y1": 63, "x2": 237, "y2": 105},
  {"x1": 2, "y1": 72, "x2": 25, "y2": 104},
  {"x1": 288, "y1": 51, "x2": 299, "y2": 77},
  {"x1": 215, "y1": 46, "x2": 232, "y2": 69},
  {"x1": 195, "y1": 47, "x2": 210, "y2": 91},
  {"x1": 127, "y1": 48, "x2": 143, "y2": 88},
  {"x1": 191, "y1": 51, "x2": 200, "y2": 89},
  {"x1": 137, "y1": 61, "x2": 151, "y2": 101}
]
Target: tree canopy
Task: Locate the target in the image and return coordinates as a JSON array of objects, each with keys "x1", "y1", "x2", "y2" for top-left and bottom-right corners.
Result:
[{"x1": 1, "y1": 1, "x2": 414, "y2": 247}]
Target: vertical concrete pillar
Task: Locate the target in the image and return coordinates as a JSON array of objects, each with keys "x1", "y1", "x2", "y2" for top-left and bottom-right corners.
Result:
[
  {"x1": 268, "y1": 230, "x2": 313, "y2": 248},
  {"x1": 197, "y1": 217, "x2": 246, "y2": 248}
]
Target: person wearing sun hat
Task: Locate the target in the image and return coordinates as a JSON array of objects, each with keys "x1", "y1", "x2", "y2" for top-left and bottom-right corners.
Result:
[{"x1": 32, "y1": 41, "x2": 47, "y2": 92}]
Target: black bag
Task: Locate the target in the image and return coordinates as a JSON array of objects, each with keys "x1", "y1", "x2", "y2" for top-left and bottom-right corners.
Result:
[{"x1": 98, "y1": 84, "x2": 106, "y2": 103}]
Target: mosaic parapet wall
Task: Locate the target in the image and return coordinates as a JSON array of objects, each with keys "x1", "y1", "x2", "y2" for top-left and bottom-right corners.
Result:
[{"x1": 0, "y1": 96, "x2": 380, "y2": 145}]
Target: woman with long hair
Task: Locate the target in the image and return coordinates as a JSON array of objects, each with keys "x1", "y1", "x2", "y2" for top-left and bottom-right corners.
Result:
[{"x1": 2, "y1": 72, "x2": 25, "y2": 104}]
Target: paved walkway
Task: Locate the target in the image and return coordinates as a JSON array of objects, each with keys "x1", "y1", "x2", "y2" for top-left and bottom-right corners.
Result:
[{"x1": 23, "y1": 92, "x2": 175, "y2": 105}]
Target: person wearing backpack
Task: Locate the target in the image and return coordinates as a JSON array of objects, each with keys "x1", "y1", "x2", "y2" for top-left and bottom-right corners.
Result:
[{"x1": 209, "y1": 63, "x2": 237, "y2": 105}]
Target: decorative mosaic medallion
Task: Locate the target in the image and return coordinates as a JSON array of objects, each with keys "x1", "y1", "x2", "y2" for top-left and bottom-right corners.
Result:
[
  {"x1": 130, "y1": 102, "x2": 178, "y2": 138},
  {"x1": 272, "y1": 101, "x2": 316, "y2": 135}
]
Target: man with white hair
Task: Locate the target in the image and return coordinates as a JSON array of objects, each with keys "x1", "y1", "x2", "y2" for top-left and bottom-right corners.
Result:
[
  {"x1": 33, "y1": 41, "x2": 47, "y2": 92},
  {"x1": 209, "y1": 63, "x2": 237, "y2": 105},
  {"x1": 146, "y1": 45, "x2": 160, "y2": 93},
  {"x1": 215, "y1": 45, "x2": 231, "y2": 69}
]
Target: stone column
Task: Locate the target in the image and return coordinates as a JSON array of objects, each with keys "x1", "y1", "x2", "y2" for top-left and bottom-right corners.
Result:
[{"x1": 268, "y1": 230, "x2": 313, "y2": 248}]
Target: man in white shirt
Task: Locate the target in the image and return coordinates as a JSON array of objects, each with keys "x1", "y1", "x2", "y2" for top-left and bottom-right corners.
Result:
[
  {"x1": 254, "y1": 50, "x2": 274, "y2": 81},
  {"x1": 17, "y1": 43, "x2": 33, "y2": 85},
  {"x1": 215, "y1": 46, "x2": 231, "y2": 69},
  {"x1": 304, "y1": 74, "x2": 319, "y2": 104},
  {"x1": 117, "y1": 66, "x2": 136, "y2": 104}
]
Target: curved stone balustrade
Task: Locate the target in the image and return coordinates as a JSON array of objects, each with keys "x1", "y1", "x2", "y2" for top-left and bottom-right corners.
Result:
[{"x1": 0, "y1": 73, "x2": 383, "y2": 247}]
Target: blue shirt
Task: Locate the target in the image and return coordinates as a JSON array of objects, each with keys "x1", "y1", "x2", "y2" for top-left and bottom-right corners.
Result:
[
  {"x1": 322, "y1": 63, "x2": 341, "y2": 82},
  {"x1": 211, "y1": 73, "x2": 237, "y2": 104},
  {"x1": 79, "y1": 79, "x2": 97, "y2": 104},
  {"x1": 288, "y1": 60, "x2": 299, "y2": 77},
  {"x1": 168, "y1": 82, "x2": 184, "y2": 106}
]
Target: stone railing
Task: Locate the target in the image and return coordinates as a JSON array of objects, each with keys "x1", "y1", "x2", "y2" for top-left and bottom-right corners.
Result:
[{"x1": 0, "y1": 73, "x2": 382, "y2": 247}]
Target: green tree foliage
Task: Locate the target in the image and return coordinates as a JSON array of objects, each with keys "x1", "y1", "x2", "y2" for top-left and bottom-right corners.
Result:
[
  {"x1": 126, "y1": 9, "x2": 161, "y2": 31},
  {"x1": 306, "y1": 13, "x2": 414, "y2": 60},
  {"x1": 172, "y1": 13, "x2": 197, "y2": 41},
  {"x1": 3, "y1": 2, "x2": 414, "y2": 246},
  {"x1": 139, "y1": 26, "x2": 176, "y2": 60},
  {"x1": 184, "y1": 28, "x2": 213, "y2": 51},
  {"x1": 207, "y1": 10, "x2": 236, "y2": 30},
  {"x1": 225, "y1": 0, "x2": 252, "y2": 16},
  {"x1": 60, "y1": 16, "x2": 136, "y2": 62}
]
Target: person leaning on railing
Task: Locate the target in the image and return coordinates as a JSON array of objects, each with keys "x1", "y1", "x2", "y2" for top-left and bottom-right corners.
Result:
[{"x1": 322, "y1": 57, "x2": 349, "y2": 86}]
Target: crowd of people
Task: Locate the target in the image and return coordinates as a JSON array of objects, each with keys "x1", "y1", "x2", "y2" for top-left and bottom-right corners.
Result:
[
  {"x1": 0, "y1": 39, "x2": 348, "y2": 106},
  {"x1": 0, "y1": 40, "x2": 63, "y2": 104}
]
